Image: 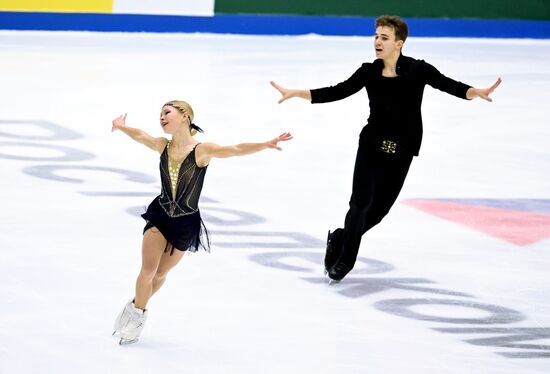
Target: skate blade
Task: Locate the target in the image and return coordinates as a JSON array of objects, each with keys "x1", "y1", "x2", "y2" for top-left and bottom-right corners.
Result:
[
  {"x1": 327, "y1": 278, "x2": 340, "y2": 285},
  {"x1": 119, "y1": 338, "x2": 139, "y2": 345}
]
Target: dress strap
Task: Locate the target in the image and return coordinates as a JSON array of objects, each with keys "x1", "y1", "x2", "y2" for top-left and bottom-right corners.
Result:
[{"x1": 163, "y1": 140, "x2": 170, "y2": 154}]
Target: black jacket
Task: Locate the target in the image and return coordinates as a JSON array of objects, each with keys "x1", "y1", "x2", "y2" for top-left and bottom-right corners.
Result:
[{"x1": 310, "y1": 54, "x2": 471, "y2": 156}]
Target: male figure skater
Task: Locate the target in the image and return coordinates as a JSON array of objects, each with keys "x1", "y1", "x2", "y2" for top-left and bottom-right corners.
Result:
[{"x1": 271, "y1": 15, "x2": 501, "y2": 282}]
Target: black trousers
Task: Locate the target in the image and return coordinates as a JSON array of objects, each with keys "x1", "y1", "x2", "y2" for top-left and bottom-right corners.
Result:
[{"x1": 336, "y1": 137, "x2": 414, "y2": 268}]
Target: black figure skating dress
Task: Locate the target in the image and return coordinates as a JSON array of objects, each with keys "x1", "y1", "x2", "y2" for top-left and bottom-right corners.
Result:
[{"x1": 141, "y1": 142, "x2": 209, "y2": 255}]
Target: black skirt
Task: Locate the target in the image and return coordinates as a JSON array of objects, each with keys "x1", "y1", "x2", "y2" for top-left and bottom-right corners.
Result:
[{"x1": 141, "y1": 196, "x2": 210, "y2": 255}]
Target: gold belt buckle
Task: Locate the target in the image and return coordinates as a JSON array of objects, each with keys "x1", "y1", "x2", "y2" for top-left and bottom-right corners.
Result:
[{"x1": 381, "y1": 140, "x2": 397, "y2": 154}]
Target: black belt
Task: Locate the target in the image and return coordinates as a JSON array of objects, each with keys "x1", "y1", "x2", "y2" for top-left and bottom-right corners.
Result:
[
  {"x1": 380, "y1": 139, "x2": 397, "y2": 154},
  {"x1": 359, "y1": 130, "x2": 412, "y2": 156},
  {"x1": 372, "y1": 137, "x2": 413, "y2": 157}
]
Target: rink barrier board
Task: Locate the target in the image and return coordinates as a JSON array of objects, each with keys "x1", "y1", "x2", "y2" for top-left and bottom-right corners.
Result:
[
  {"x1": 0, "y1": 12, "x2": 549, "y2": 38},
  {"x1": 0, "y1": 0, "x2": 215, "y2": 16},
  {"x1": 0, "y1": 0, "x2": 112, "y2": 13},
  {"x1": 3, "y1": 0, "x2": 546, "y2": 20}
]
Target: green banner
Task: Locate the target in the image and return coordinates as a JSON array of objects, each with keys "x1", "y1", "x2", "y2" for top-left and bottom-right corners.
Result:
[{"x1": 215, "y1": 0, "x2": 550, "y2": 21}]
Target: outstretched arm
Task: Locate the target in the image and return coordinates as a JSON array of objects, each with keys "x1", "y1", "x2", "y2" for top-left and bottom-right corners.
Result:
[
  {"x1": 270, "y1": 81, "x2": 311, "y2": 104},
  {"x1": 111, "y1": 114, "x2": 167, "y2": 153},
  {"x1": 466, "y1": 78, "x2": 502, "y2": 102},
  {"x1": 196, "y1": 132, "x2": 293, "y2": 166},
  {"x1": 272, "y1": 65, "x2": 367, "y2": 105}
]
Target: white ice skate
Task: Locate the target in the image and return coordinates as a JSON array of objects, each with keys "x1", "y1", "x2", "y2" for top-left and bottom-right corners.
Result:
[
  {"x1": 113, "y1": 300, "x2": 148, "y2": 345},
  {"x1": 112, "y1": 299, "x2": 133, "y2": 336}
]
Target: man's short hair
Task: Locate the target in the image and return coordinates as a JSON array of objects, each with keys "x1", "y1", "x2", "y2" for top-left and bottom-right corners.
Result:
[{"x1": 376, "y1": 15, "x2": 408, "y2": 42}]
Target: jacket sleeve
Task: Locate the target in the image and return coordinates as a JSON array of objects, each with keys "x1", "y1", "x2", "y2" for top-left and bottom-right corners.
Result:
[
  {"x1": 422, "y1": 61, "x2": 471, "y2": 100},
  {"x1": 310, "y1": 64, "x2": 368, "y2": 104}
]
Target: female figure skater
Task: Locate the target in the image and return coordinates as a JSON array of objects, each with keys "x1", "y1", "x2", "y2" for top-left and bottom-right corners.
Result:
[
  {"x1": 271, "y1": 15, "x2": 501, "y2": 283},
  {"x1": 111, "y1": 100, "x2": 292, "y2": 344}
]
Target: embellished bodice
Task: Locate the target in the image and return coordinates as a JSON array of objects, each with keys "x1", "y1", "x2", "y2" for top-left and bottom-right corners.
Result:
[{"x1": 158, "y1": 142, "x2": 207, "y2": 217}]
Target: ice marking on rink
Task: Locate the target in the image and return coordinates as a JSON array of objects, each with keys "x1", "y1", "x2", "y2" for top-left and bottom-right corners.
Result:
[
  {"x1": 250, "y1": 251, "x2": 550, "y2": 359},
  {"x1": 403, "y1": 199, "x2": 550, "y2": 246},
  {"x1": 3, "y1": 118, "x2": 549, "y2": 360}
]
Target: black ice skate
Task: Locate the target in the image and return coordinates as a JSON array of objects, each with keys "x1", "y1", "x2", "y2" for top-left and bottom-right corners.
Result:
[
  {"x1": 326, "y1": 261, "x2": 353, "y2": 284},
  {"x1": 324, "y1": 229, "x2": 344, "y2": 274}
]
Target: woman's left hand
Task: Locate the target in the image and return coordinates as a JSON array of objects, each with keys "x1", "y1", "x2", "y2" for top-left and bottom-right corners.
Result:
[{"x1": 266, "y1": 132, "x2": 293, "y2": 151}]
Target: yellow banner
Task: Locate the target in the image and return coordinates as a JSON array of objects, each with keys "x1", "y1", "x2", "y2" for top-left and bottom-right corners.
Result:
[{"x1": 0, "y1": 0, "x2": 113, "y2": 13}]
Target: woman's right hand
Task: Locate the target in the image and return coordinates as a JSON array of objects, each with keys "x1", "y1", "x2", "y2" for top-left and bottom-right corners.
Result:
[{"x1": 111, "y1": 113, "x2": 127, "y2": 132}]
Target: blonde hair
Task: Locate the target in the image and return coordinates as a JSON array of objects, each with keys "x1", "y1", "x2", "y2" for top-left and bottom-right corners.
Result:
[{"x1": 164, "y1": 100, "x2": 198, "y2": 135}]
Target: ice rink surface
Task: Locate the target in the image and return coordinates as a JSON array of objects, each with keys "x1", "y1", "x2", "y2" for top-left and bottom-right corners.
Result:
[{"x1": 0, "y1": 30, "x2": 549, "y2": 373}]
